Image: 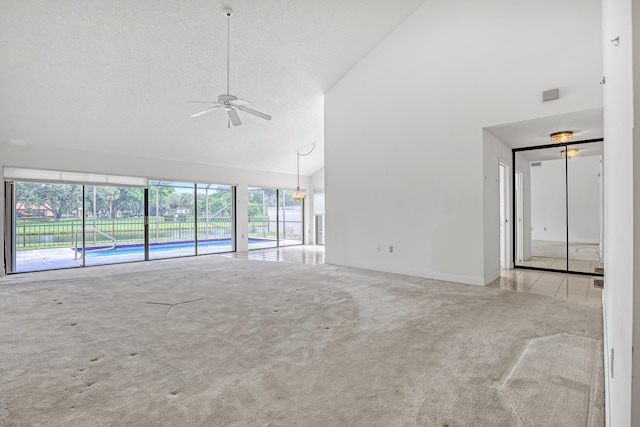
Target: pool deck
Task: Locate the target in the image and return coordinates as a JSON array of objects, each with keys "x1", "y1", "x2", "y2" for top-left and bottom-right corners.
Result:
[{"x1": 13, "y1": 240, "x2": 299, "y2": 272}]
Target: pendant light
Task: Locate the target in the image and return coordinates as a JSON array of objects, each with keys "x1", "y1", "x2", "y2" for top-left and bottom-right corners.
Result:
[{"x1": 292, "y1": 143, "x2": 316, "y2": 201}]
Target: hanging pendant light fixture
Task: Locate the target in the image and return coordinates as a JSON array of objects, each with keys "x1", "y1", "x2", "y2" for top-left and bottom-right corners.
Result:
[
  {"x1": 550, "y1": 131, "x2": 573, "y2": 143},
  {"x1": 291, "y1": 148, "x2": 305, "y2": 201},
  {"x1": 561, "y1": 148, "x2": 579, "y2": 159},
  {"x1": 292, "y1": 143, "x2": 317, "y2": 201}
]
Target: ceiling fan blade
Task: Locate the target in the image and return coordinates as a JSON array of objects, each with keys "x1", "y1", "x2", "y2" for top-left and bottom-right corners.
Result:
[
  {"x1": 190, "y1": 104, "x2": 222, "y2": 118},
  {"x1": 236, "y1": 104, "x2": 272, "y2": 121},
  {"x1": 228, "y1": 108, "x2": 242, "y2": 126}
]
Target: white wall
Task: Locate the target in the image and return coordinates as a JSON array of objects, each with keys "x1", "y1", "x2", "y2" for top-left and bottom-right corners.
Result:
[
  {"x1": 482, "y1": 130, "x2": 513, "y2": 283},
  {"x1": 325, "y1": 0, "x2": 602, "y2": 285},
  {"x1": 516, "y1": 153, "x2": 533, "y2": 262},
  {"x1": 634, "y1": 0, "x2": 640, "y2": 416},
  {"x1": 0, "y1": 143, "x2": 310, "y2": 275},
  {"x1": 530, "y1": 156, "x2": 601, "y2": 243},
  {"x1": 310, "y1": 167, "x2": 325, "y2": 191},
  {"x1": 309, "y1": 167, "x2": 325, "y2": 245},
  {"x1": 602, "y1": 0, "x2": 637, "y2": 424}
]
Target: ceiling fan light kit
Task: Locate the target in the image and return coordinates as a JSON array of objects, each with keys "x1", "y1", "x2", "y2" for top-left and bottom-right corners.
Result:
[{"x1": 189, "y1": 8, "x2": 271, "y2": 127}]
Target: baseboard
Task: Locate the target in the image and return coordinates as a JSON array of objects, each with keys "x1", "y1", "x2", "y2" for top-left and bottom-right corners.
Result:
[
  {"x1": 602, "y1": 292, "x2": 611, "y2": 427},
  {"x1": 484, "y1": 269, "x2": 500, "y2": 286},
  {"x1": 324, "y1": 259, "x2": 485, "y2": 286}
]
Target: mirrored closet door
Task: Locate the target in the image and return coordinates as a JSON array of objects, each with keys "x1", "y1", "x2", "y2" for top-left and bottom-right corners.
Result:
[{"x1": 513, "y1": 139, "x2": 604, "y2": 276}]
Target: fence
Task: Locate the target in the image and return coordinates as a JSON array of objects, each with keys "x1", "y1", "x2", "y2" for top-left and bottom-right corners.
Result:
[{"x1": 14, "y1": 216, "x2": 233, "y2": 250}]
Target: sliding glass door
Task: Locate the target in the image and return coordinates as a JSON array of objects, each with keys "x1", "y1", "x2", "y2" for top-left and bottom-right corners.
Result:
[
  {"x1": 248, "y1": 187, "x2": 278, "y2": 249},
  {"x1": 196, "y1": 183, "x2": 234, "y2": 254},
  {"x1": 278, "y1": 189, "x2": 303, "y2": 246},
  {"x1": 5, "y1": 174, "x2": 236, "y2": 274},
  {"x1": 148, "y1": 181, "x2": 195, "y2": 260},
  {"x1": 11, "y1": 181, "x2": 84, "y2": 272},
  {"x1": 248, "y1": 187, "x2": 304, "y2": 249},
  {"x1": 83, "y1": 185, "x2": 145, "y2": 267}
]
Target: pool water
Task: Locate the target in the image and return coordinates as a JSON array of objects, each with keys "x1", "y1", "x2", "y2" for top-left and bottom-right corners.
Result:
[{"x1": 83, "y1": 238, "x2": 270, "y2": 257}]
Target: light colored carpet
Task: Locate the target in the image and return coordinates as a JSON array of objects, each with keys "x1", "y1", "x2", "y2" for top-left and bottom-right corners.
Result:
[{"x1": 0, "y1": 256, "x2": 604, "y2": 426}]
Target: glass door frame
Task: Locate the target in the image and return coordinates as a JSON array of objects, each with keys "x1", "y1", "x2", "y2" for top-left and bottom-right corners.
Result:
[
  {"x1": 512, "y1": 137, "x2": 604, "y2": 277},
  {"x1": 247, "y1": 187, "x2": 305, "y2": 250},
  {"x1": 4, "y1": 178, "x2": 236, "y2": 274}
]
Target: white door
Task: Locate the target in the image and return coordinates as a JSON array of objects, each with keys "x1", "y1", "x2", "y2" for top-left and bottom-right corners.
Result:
[
  {"x1": 499, "y1": 163, "x2": 510, "y2": 269},
  {"x1": 515, "y1": 170, "x2": 524, "y2": 262}
]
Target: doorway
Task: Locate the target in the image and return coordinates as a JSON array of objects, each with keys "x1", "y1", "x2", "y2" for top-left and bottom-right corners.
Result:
[
  {"x1": 515, "y1": 170, "x2": 524, "y2": 263},
  {"x1": 499, "y1": 163, "x2": 510, "y2": 269}
]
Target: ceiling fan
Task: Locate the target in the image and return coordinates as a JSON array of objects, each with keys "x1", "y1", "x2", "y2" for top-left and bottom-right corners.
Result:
[{"x1": 189, "y1": 8, "x2": 271, "y2": 127}]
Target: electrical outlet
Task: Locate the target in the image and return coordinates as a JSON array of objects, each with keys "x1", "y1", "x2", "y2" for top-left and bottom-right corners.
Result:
[
  {"x1": 376, "y1": 245, "x2": 380, "y2": 252},
  {"x1": 389, "y1": 246, "x2": 393, "y2": 253}
]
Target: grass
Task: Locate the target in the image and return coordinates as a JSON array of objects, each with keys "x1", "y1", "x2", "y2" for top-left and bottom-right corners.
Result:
[
  {"x1": 14, "y1": 217, "x2": 300, "y2": 250},
  {"x1": 13, "y1": 216, "x2": 259, "y2": 250}
]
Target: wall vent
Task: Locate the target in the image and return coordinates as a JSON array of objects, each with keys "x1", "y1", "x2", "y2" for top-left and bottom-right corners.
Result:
[
  {"x1": 543, "y1": 89, "x2": 560, "y2": 102},
  {"x1": 531, "y1": 162, "x2": 542, "y2": 167}
]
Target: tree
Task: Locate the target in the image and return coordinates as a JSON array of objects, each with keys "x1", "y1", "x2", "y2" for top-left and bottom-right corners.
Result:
[
  {"x1": 95, "y1": 186, "x2": 120, "y2": 219},
  {"x1": 178, "y1": 192, "x2": 194, "y2": 213},
  {"x1": 114, "y1": 187, "x2": 144, "y2": 217},
  {"x1": 197, "y1": 190, "x2": 232, "y2": 218},
  {"x1": 248, "y1": 202, "x2": 263, "y2": 218},
  {"x1": 148, "y1": 181, "x2": 175, "y2": 216},
  {"x1": 17, "y1": 182, "x2": 82, "y2": 221}
]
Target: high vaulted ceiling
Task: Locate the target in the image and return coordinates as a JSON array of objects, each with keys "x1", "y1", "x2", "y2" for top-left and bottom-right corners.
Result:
[{"x1": 0, "y1": 0, "x2": 427, "y2": 176}]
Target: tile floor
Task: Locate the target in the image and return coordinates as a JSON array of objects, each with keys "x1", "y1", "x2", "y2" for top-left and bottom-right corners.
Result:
[
  {"x1": 227, "y1": 246, "x2": 602, "y2": 306},
  {"x1": 222, "y1": 245, "x2": 326, "y2": 265},
  {"x1": 488, "y1": 268, "x2": 602, "y2": 306},
  {"x1": 518, "y1": 256, "x2": 603, "y2": 274}
]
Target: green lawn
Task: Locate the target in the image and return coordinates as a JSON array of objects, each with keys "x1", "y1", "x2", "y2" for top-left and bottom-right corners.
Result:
[{"x1": 14, "y1": 216, "x2": 256, "y2": 250}]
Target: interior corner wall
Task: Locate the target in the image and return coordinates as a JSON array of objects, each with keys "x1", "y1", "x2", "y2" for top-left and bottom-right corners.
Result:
[
  {"x1": 0, "y1": 144, "x2": 5, "y2": 276},
  {"x1": 310, "y1": 167, "x2": 325, "y2": 191},
  {"x1": 482, "y1": 130, "x2": 513, "y2": 284},
  {"x1": 602, "y1": 0, "x2": 636, "y2": 424},
  {"x1": 0, "y1": 144, "x2": 309, "y2": 274},
  {"x1": 325, "y1": 0, "x2": 602, "y2": 285},
  {"x1": 633, "y1": 3, "x2": 640, "y2": 421},
  {"x1": 309, "y1": 168, "x2": 325, "y2": 245}
]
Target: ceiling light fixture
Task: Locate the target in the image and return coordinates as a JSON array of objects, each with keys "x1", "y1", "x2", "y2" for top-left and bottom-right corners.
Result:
[
  {"x1": 292, "y1": 143, "x2": 317, "y2": 201},
  {"x1": 561, "y1": 148, "x2": 579, "y2": 159},
  {"x1": 550, "y1": 131, "x2": 573, "y2": 143}
]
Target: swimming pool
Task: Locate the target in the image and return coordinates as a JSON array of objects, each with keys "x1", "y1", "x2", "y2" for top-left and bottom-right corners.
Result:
[{"x1": 82, "y1": 238, "x2": 273, "y2": 257}]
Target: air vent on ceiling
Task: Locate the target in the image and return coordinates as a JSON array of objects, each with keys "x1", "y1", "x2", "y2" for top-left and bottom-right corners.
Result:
[{"x1": 531, "y1": 162, "x2": 542, "y2": 167}]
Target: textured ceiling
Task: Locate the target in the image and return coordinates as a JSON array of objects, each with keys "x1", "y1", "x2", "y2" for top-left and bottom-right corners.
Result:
[{"x1": 0, "y1": 0, "x2": 427, "y2": 175}]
